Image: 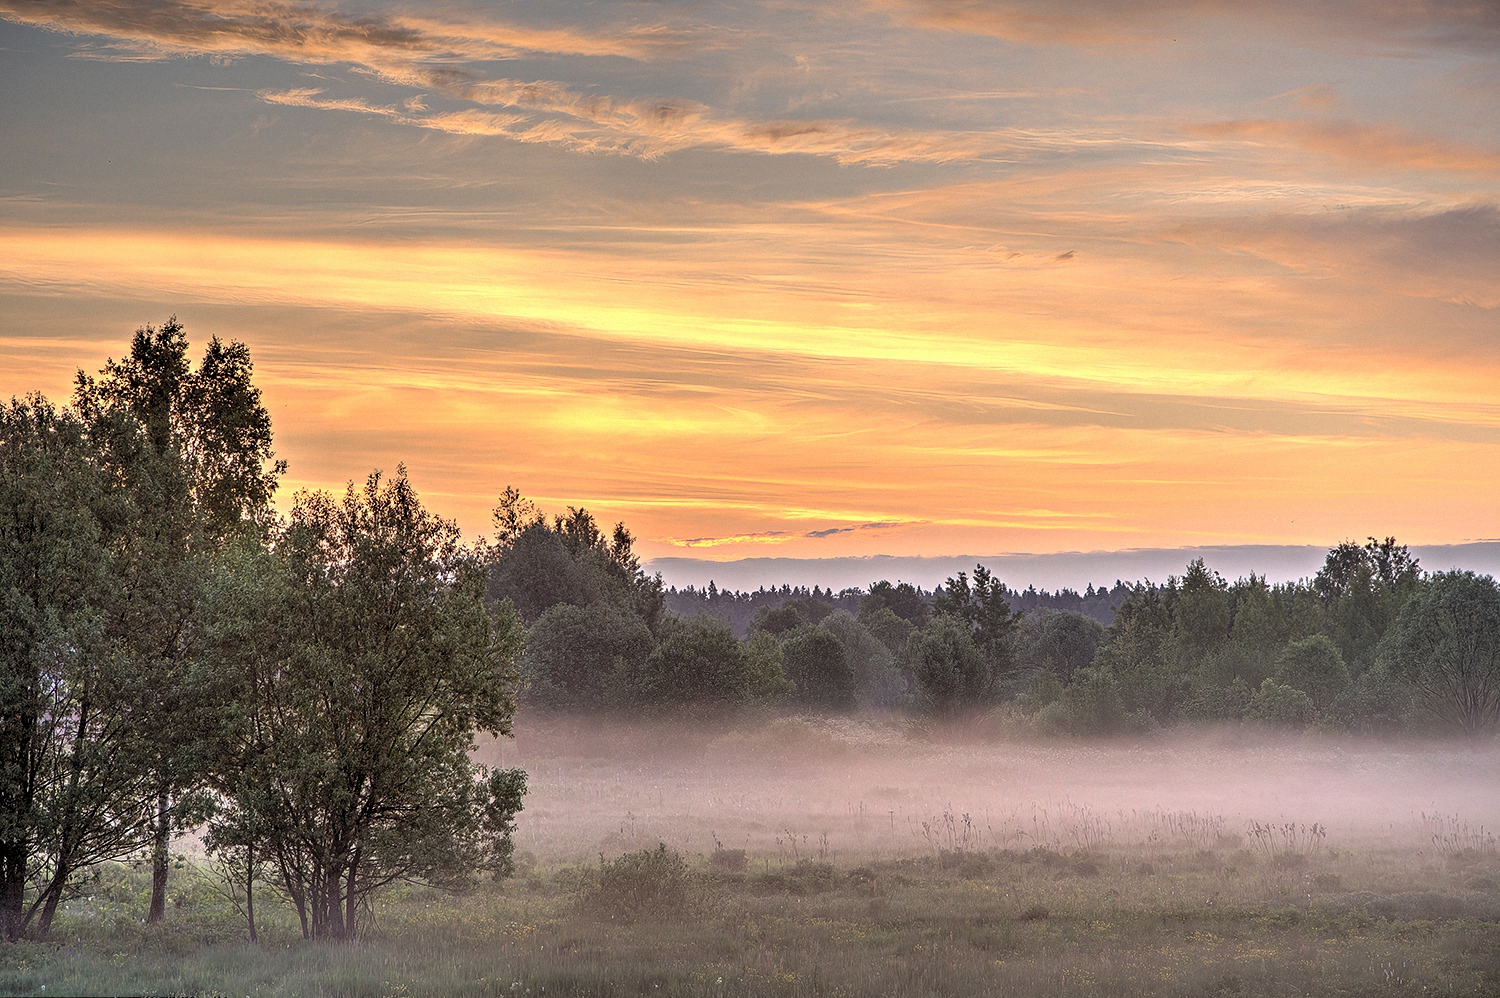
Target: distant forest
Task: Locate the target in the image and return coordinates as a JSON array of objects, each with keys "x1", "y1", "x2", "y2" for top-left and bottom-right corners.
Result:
[
  {"x1": 665, "y1": 579, "x2": 1130, "y2": 635},
  {"x1": 5, "y1": 322, "x2": 1500, "y2": 943}
]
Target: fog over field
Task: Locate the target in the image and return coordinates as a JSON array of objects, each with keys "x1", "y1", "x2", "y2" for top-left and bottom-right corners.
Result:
[{"x1": 480, "y1": 719, "x2": 1500, "y2": 866}]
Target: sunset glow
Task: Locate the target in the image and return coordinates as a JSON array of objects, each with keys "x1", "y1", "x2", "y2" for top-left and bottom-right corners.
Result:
[{"x1": 3, "y1": 1, "x2": 1498, "y2": 560}]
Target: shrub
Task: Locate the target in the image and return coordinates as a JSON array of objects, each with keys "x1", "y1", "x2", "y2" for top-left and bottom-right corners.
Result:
[
  {"x1": 709, "y1": 848, "x2": 747, "y2": 873},
  {"x1": 1247, "y1": 678, "x2": 1315, "y2": 727},
  {"x1": 1273, "y1": 635, "x2": 1350, "y2": 712},
  {"x1": 906, "y1": 615, "x2": 989, "y2": 714},
  {"x1": 1178, "y1": 677, "x2": 1253, "y2": 722},
  {"x1": 587, "y1": 845, "x2": 695, "y2": 918},
  {"x1": 1035, "y1": 667, "x2": 1125, "y2": 734},
  {"x1": 782, "y1": 625, "x2": 856, "y2": 710}
]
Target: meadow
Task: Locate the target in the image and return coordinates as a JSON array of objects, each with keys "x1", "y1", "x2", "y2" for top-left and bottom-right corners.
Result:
[{"x1": 3, "y1": 717, "x2": 1498, "y2": 998}]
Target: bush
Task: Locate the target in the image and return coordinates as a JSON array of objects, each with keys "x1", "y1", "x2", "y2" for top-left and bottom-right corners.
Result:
[
  {"x1": 906, "y1": 615, "x2": 989, "y2": 714},
  {"x1": 638, "y1": 615, "x2": 770, "y2": 709},
  {"x1": 782, "y1": 625, "x2": 856, "y2": 710},
  {"x1": 587, "y1": 845, "x2": 695, "y2": 918},
  {"x1": 1035, "y1": 666, "x2": 1125, "y2": 734},
  {"x1": 1178, "y1": 677, "x2": 1253, "y2": 722},
  {"x1": 1273, "y1": 635, "x2": 1349, "y2": 711},
  {"x1": 1247, "y1": 678, "x2": 1315, "y2": 727},
  {"x1": 522, "y1": 601, "x2": 654, "y2": 711}
]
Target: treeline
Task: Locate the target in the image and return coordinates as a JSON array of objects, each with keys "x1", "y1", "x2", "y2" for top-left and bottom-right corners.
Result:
[
  {"x1": 1, "y1": 323, "x2": 524, "y2": 944},
  {"x1": 664, "y1": 578, "x2": 1128, "y2": 634},
  {"x1": 507, "y1": 509, "x2": 1500, "y2": 737}
]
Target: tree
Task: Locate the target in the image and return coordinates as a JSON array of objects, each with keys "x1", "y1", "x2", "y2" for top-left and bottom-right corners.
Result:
[
  {"x1": 202, "y1": 469, "x2": 526, "y2": 940},
  {"x1": 0, "y1": 397, "x2": 158, "y2": 941},
  {"x1": 820, "y1": 610, "x2": 905, "y2": 709},
  {"x1": 488, "y1": 489, "x2": 663, "y2": 629},
  {"x1": 932, "y1": 565, "x2": 1019, "y2": 678},
  {"x1": 1273, "y1": 635, "x2": 1349, "y2": 713},
  {"x1": 1315, "y1": 537, "x2": 1421, "y2": 672},
  {"x1": 857, "y1": 602, "x2": 916, "y2": 653},
  {"x1": 905, "y1": 615, "x2": 988, "y2": 714},
  {"x1": 72, "y1": 319, "x2": 284, "y2": 922},
  {"x1": 782, "y1": 626, "x2": 856, "y2": 710},
  {"x1": 750, "y1": 597, "x2": 831, "y2": 637},
  {"x1": 1169, "y1": 560, "x2": 1231, "y2": 670},
  {"x1": 1378, "y1": 571, "x2": 1500, "y2": 739},
  {"x1": 522, "y1": 601, "x2": 654, "y2": 711},
  {"x1": 1018, "y1": 610, "x2": 1105, "y2": 683},
  {"x1": 862, "y1": 581, "x2": 929, "y2": 626},
  {"x1": 636, "y1": 614, "x2": 772, "y2": 710},
  {"x1": 1213, "y1": 577, "x2": 1286, "y2": 688}
]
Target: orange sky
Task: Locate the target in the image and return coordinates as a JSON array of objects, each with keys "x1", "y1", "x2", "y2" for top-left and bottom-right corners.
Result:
[{"x1": 2, "y1": 1, "x2": 1498, "y2": 559}]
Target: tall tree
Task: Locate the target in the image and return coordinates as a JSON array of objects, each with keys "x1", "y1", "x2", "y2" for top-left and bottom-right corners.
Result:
[
  {"x1": 933, "y1": 564, "x2": 1019, "y2": 673},
  {"x1": 72, "y1": 318, "x2": 284, "y2": 922},
  {"x1": 0, "y1": 397, "x2": 157, "y2": 940},
  {"x1": 203, "y1": 469, "x2": 526, "y2": 940},
  {"x1": 1314, "y1": 537, "x2": 1421, "y2": 672}
]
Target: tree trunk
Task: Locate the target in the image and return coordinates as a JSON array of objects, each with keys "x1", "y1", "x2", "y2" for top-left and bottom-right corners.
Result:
[
  {"x1": 147, "y1": 787, "x2": 169, "y2": 923},
  {"x1": 276, "y1": 843, "x2": 309, "y2": 939},
  {"x1": 34, "y1": 866, "x2": 68, "y2": 938},
  {"x1": 320, "y1": 866, "x2": 345, "y2": 940},
  {"x1": 0, "y1": 845, "x2": 26, "y2": 942},
  {"x1": 344, "y1": 843, "x2": 360, "y2": 938},
  {"x1": 245, "y1": 845, "x2": 257, "y2": 944}
]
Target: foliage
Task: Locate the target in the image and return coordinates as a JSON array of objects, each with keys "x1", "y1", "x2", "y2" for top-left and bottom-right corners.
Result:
[
  {"x1": 488, "y1": 489, "x2": 664, "y2": 630},
  {"x1": 861, "y1": 580, "x2": 930, "y2": 626},
  {"x1": 586, "y1": 844, "x2": 695, "y2": 919},
  {"x1": 1314, "y1": 537, "x2": 1421, "y2": 672},
  {"x1": 1016, "y1": 610, "x2": 1106, "y2": 683},
  {"x1": 781, "y1": 626, "x2": 856, "y2": 710},
  {"x1": 0, "y1": 397, "x2": 155, "y2": 940},
  {"x1": 1247, "y1": 679, "x2": 1316, "y2": 727},
  {"x1": 819, "y1": 610, "x2": 906, "y2": 708},
  {"x1": 905, "y1": 615, "x2": 990, "y2": 714},
  {"x1": 637, "y1": 614, "x2": 779, "y2": 710},
  {"x1": 522, "y1": 601, "x2": 654, "y2": 712},
  {"x1": 856, "y1": 602, "x2": 916, "y2": 654},
  {"x1": 750, "y1": 596, "x2": 833, "y2": 636},
  {"x1": 1378, "y1": 571, "x2": 1500, "y2": 738},
  {"x1": 933, "y1": 565, "x2": 1018, "y2": 667},
  {"x1": 202, "y1": 469, "x2": 526, "y2": 940},
  {"x1": 72, "y1": 318, "x2": 286, "y2": 924},
  {"x1": 1273, "y1": 635, "x2": 1349, "y2": 713},
  {"x1": 1034, "y1": 667, "x2": 1128, "y2": 735}
]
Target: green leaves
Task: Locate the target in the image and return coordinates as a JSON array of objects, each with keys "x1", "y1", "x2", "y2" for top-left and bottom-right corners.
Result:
[
  {"x1": 1378, "y1": 571, "x2": 1500, "y2": 738},
  {"x1": 204, "y1": 468, "x2": 526, "y2": 939}
]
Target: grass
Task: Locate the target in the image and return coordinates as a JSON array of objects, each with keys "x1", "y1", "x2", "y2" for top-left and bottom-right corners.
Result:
[
  {"x1": 4, "y1": 719, "x2": 1499, "y2": 996},
  {"x1": 4, "y1": 835, "x2": 1498, "y2": 996}
]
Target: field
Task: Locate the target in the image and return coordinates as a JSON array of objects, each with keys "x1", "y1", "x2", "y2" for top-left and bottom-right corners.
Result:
[{"x1": 3, "y1": 717, "x2": 1498, "y2": 997}]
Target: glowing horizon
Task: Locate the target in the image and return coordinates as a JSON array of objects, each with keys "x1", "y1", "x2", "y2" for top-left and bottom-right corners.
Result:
[{"x1": 2, "y1": 0, "x2": 1497, "y2": 559}]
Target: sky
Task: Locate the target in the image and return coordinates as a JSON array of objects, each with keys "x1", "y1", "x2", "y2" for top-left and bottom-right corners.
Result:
[{"x1": 2, "y1": 0, "x2": 1498, "y2": 565}]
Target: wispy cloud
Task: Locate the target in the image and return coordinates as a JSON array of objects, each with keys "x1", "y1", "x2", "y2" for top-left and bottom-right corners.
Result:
[
  {"x1": 1186, "y1": 119, "x2": 1500, "y2": 180},
  {"x1": 873, "y1": 0, "x2": 1500, "y2": 50},
  {"x1": 0, "y1": 0, "x2": 668, "y2": 64},
  {"x1": 5, "y1": 0, "x2": 1121, "y2": 165}
]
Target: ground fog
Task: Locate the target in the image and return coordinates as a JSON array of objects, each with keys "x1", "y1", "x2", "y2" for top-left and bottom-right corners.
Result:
[{"x1": 480, "y1": 717, "x2": 1500, "y2": 866}]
